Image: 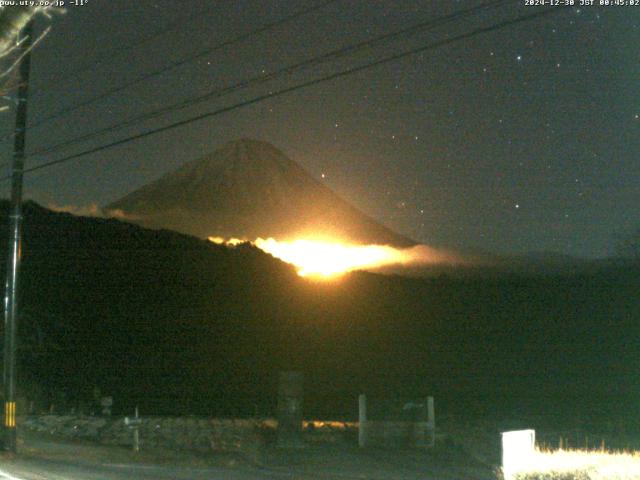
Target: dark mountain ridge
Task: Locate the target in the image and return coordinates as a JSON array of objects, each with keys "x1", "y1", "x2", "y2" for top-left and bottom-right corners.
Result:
[{"x1": 1, "y1": 201, "x2": 638, "y2": 424}]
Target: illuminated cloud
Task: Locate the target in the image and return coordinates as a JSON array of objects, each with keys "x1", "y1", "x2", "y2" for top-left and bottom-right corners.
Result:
[
  {"x1": 48, "y1": 203, "x2": 136, "y2": 221},
  {"x1": 210, "y1": 236, "x2": 468, "y2": 279}
]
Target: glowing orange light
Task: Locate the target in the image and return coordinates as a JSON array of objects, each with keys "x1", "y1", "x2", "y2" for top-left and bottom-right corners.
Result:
[
  {"x1": 254, "y1": 238, "x2": 405, "y2": 278},
  {"x1": 208, "y1": 236, "x2": 245, "y2": 246},
  {"x1": 208, "y1": 236, "x2": 459, "y2": 279}
]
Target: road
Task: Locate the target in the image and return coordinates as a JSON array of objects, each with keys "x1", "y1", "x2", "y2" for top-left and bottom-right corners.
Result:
[
  {"x1": 0, "y1": 458, "x2": 305, "y2": 480},
  {"x1": 0, "y1": 452, "x2": 496, "y2": 480},
  {"x1": 0, "y1": 459, "x2": 495, "y2": 480},
  {"x1": 0, "y1": 429, "x2": 496, "y2": 479}
]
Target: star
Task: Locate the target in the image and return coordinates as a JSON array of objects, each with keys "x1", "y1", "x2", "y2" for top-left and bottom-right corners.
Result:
[{"x1": 516, "y1": 54, "x2": 522, "y2": 62}]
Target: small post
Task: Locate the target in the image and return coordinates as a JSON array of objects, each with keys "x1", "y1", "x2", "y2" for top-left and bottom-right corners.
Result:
[
  {"x1": 427, "y1": 396, "x2": 435, "y2": 447},
  {"x1": 277, "y1": 371, "x2": 304, "y2": 448},
  {"x1": 133, "y1": 406, "x2": 139, "y2": 452},
  {"x1": 358, "y1": 394, "x2": 367, "y2": 447},
  {"x1": 124, "y1": 406, "x2": 141, "y2": 453}
]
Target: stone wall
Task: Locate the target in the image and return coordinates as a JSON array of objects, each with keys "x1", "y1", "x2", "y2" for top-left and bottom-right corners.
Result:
[
  {"x1": 20, "y1": 415, "x2": 356, "y2": 453},
  {"x1": 21, "y1": 415, "x2": 267, "y2": 453}
]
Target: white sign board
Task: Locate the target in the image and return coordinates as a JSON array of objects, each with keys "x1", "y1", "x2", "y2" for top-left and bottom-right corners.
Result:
[{"x1": 502, "y1": 429, "x2": 535, "y2": 479}]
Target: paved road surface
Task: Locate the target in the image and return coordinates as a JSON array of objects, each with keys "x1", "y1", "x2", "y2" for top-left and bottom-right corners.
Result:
[
  {"x1": 0, "y1": 454, "x2": 496, "y2": 480},
  {"x1": 0, "y1": 459, "x2": 298, "y2": 480},
  {"x1": 0, "y1": 430, "x2": 496, "y2": 479}
]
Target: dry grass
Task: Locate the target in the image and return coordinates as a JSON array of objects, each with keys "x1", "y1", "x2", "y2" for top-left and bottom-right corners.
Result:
[{"x1": 507, "y1": 448, "x2": 640, "y2": 480}]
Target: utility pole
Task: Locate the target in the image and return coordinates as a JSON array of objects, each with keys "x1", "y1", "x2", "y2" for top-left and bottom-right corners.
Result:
[{"x1": 3, "y1": 19, "x2": 34, "y2": 453}]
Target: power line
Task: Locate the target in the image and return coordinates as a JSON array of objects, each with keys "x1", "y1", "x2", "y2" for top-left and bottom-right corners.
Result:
[
  {"x1": 26, "y1": 0, "x2": 512, "y2": 159},
  {"x1": 30, "y1": 3, "x2": 216, "y2": 99},
  {"x1": 12, "y1": 0, "x2": 340, "y2": 137},
  {"x1": 3, "y1": 6, "x2": 568, "y2": 181},
  {"x1": 13, "y1": 6, "x2": 567, "y2": 177}
]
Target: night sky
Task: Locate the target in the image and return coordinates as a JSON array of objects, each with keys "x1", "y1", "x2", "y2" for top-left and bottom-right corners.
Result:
[{"x1": 0, "y1": 0, "x2": 637, "y2": 258}]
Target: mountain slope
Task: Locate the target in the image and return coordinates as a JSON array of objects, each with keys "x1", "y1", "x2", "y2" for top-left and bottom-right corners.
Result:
[
  {"x1": 1, "y1": 202, "x2": 638, "y2": 420},
  {"x1": 106, "y1": 138, "x2": 415, "y2": 247}
]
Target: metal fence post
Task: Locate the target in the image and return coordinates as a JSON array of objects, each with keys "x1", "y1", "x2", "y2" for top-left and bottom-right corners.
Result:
[
  {"x1": 358, "y1": 394, "x2": 367, "y2": 447},
  {"x1": 427, "y1": 396, "x2": 435, "y2": 447}
]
